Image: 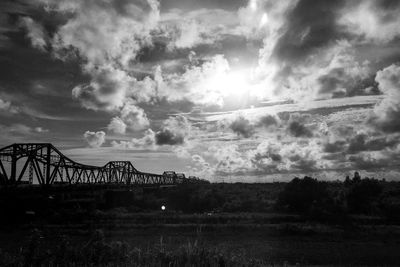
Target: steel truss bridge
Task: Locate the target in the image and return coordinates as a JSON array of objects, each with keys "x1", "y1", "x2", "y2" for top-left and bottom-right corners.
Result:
[{"x1": 0, "y1": 143, "x2": 191, "y2": 186}]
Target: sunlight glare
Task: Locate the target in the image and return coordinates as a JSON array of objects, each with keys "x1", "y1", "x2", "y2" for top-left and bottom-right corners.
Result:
[
  {"x1": 207, "y1": 69, "x2": 251, "y2": 97},
  {"x1": 250, "y1": 0, "x2": 257, "y2": 11},
  {"x1": 259, "y1": 13, "x2": 268, "y2": 27}
]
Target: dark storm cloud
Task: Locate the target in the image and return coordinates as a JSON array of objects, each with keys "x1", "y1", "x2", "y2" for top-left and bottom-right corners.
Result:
[
  {"x1": 324, "y1": 140, "x2": 346, "y2": 153},
  {"x1": 291, "y1": 158, "x2": 319, "y2": 172},
  {"x1": 317, "y1": 67, "x2": 373, "y2": 97},
  {"x1": 258, "y1": 114, "x2": 279, "y2": 128},
  {"x1": 287, "y1": 121, "x2": 313, "y2": 138},
  {"x1": 230, "y1": 116, "x2": 254, "y2": 138},
  {"x1": 348, "y1": 134, "x2": 398, "y2": 154},
  {"x1": 155, "y1": 128, "x2": 184, "y2": 145},
  {"x1": 374, "y1": 0, "x2": 400, "y2": 22},
  {"x1": 348, "y1": 153, "x2": 394, "y2": 171},
  {"x1": 273, "y1": 0, "x2": 346, "y2": 63},
  {"x1": 153, "y1": 116, "x2": 189, "y2": 145}
]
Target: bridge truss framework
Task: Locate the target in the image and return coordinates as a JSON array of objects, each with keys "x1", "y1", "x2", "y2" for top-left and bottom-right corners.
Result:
[{"x1": 0, "y1": 143, "x2": 185, "y2": 186}]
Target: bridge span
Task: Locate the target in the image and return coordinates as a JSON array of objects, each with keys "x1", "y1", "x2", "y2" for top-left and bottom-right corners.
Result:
[{"x1": 0, "y1": 143, "x2": 198, "y2": 186}]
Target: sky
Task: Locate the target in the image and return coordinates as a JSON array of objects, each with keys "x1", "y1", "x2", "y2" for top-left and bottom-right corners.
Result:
[{"x1": 1, "y1": 0, "x2": 400, "y2": 182}]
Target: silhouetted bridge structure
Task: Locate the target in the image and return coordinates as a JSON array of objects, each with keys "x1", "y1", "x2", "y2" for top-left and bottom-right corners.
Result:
[{"x1": 0, "y1": 143, "x2": 200, "y2": 187}]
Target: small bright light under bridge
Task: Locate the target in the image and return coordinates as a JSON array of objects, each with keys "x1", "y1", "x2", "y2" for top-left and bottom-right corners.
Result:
[{"x1": 161, "y1": 205, "x2": 166, "y2": 211}]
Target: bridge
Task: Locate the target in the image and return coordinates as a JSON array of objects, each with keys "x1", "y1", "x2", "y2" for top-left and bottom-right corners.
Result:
[{"x1": 0, "y1": 143, "x2": 197, "y2": 186}]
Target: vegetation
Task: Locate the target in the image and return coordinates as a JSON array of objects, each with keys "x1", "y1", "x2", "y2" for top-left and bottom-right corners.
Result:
[{"x1": 0, "y1": 229, "x2": 269, "y2": 267}]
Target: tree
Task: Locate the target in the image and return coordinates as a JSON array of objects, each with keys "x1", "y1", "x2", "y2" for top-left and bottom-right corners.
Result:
[
  {"x1": 278, "y1": 176, "x2": 332, "y2": 214},
  {"x1": 347, "y1": 178, "x2": 383, "y2": 214}
]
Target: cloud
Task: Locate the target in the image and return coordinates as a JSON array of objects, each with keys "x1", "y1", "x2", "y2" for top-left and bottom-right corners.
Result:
[
  {"x1": 287, "y1": 121, "x2": 313, "y2": 138},
  {"x1": 286, "y1": 113, "x2": 313, "y2": 138},
  {"x1": 316, "y1": 46, "x2": 371, "y2": 96},
  {"x1": 155, "y1": 116, "x2": 190, "y2": 145},
  {"x1": 111, "y1": 116, "x2": 190, "y2": 148},
  {"x1": 118, "y1": 101, "x2": 150, "y2": 132},
  {"x1": 155, "y1": 129, "x2": 185, "y2": 145},
  {"x1": 229, "y1": 116, "x2": 254, "y2": 138},
  {"x1": 34, "y1": 127, "x2": 49, "y2": 133},
  {"x1": 213, "y1": 144, "x2": 252, "y2": 174},
  {"x1": 273, "y1": 0, "x2": 346, "y2": 63},
  {"x1": 0, "y1": 98, "x2": 19, "y2": 114},
  {"x1": 258, "y1": 114, "x2": 279, "y2": 128},
  {"x1": 253, "y1": 0, "x2": 373, "y2": 102},
  {"x1": 161, "y1": 8, "x2": 238, "y2": 49},
  {"x1": 157, "y1": 54, "x2": 233, "y2": 106},
  {"x1": 188, "y1": 137, "x2": 329, "y2": 177},
  {"x1": 71, "y1": 65, "x2": 135, "y2": 111},
  {"x1": 19, "y1": 16, "x2": 47, "y2": 51},
  {"x1": 83, "y1": 130, "x2": 106, "y2": 148},
  {"x1": 107, "y1": 117, "x2": 127, "y2": 134},
  {"x1": 265, "y1": 40, "x2": 371, "y2": 101},
  {"x1": 0, "y1": 98, "x2": 11, "y2": 110},
  {"x1": 348, "y1": 133, "x2": 398, "y2": 154},
  {"x1": 370, "y1": 64, "x2": 400, "y2": 132},
  {"x1": 28, "y1": 0, "x2": 160, "y2": 134},
  {"x1": 47, "y1": 0, "x2": 159, "y2": 66},
  {"x1": 348, "y1": 151, "x2": 393, "y2": 170},
  {"x1": 250, "y1": 139, "x2": 327, "y2": 174},
  {"x1": 111, "y1": 129, "x2": 155, "y2": 149},
  {"x1": 173, "y1": 20, "x2": 204, "y2": 49},
  {"x1": 0, "y1": 98, "x2": 12, "y2": 112},
  {"x1": 324, "y1": 140, "x2": 346, "y2": 153},
  {"x1": 237, "y1": 0, "x2": 294, "y2": 40},
  {"x1": 0, "y1": 123, "x2": 49, "y2": 144},
  {"x1": 250, "y1": 140, "x2": 283, "y2": 172},
  {"x1": 339, "y1": 0, "x2": 400, "y2": 43},
  {"x1": 0, "y1": 124, "x2": 35, "y2": 136}
]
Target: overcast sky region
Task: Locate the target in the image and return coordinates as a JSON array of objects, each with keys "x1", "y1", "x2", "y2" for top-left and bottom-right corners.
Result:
[{"x1": 1, "y1": 0, "x2": 400, "y2": 181}]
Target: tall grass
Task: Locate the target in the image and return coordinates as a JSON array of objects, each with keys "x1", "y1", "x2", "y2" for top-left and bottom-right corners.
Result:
[{"x1": 0, "y1": 229, "x2": 273, "y2": 267}]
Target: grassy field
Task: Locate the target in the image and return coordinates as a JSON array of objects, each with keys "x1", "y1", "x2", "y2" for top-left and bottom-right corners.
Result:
[{"x1": 1, "y1": 211, "x2": 400, "y2": 266}]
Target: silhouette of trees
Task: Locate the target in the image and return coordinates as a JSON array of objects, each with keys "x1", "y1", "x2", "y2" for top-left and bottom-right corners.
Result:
[
  {"x1": 346, "y1": 176, "x2": 383, "y2": 214},
  {"x1": 277, "y1": 176, "x2": 333, "y2": 214}
]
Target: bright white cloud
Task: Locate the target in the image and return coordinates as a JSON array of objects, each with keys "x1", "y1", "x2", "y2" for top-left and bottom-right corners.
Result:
[
  {"x1": 111, "y1": 129, "x2": 156, "y2": 149},
  {"x1": 83, "y1": 130, "x2": 106, "y2": 148},
  {"x1": 0, "y1": 98, "x2": 19, "y2": 114},
  {"x1": 0, "y1": 98, "x2": 11, "y2": 111},
  {"x1": 161, "y1": 8, "x2": 238, "y2": 49},
  {"x1": 339, "y1": 1, "x2": 400, "y2": 43},
  {"x1": 47, "y1": 0, "x2": 159, "y2": 67},
  {"x1": 371, "y1": 64, "x2": 400, "y2": 132},
  {"x1": 107, "y1": 117, "x2": 127, "y2": 134}
]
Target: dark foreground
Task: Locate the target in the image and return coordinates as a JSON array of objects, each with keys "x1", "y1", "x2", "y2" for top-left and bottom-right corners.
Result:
[
  {"x1": 1, "y1": 213, "x2": 400, "y2": 266},
  {"x1": 1, "y1": 176, "x2": 400, "y2": 266}
]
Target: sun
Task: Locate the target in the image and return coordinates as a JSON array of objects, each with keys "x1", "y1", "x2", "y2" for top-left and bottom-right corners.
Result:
[{"x1": 206, "y1": 69, "x2": 253, "y2": 97}]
